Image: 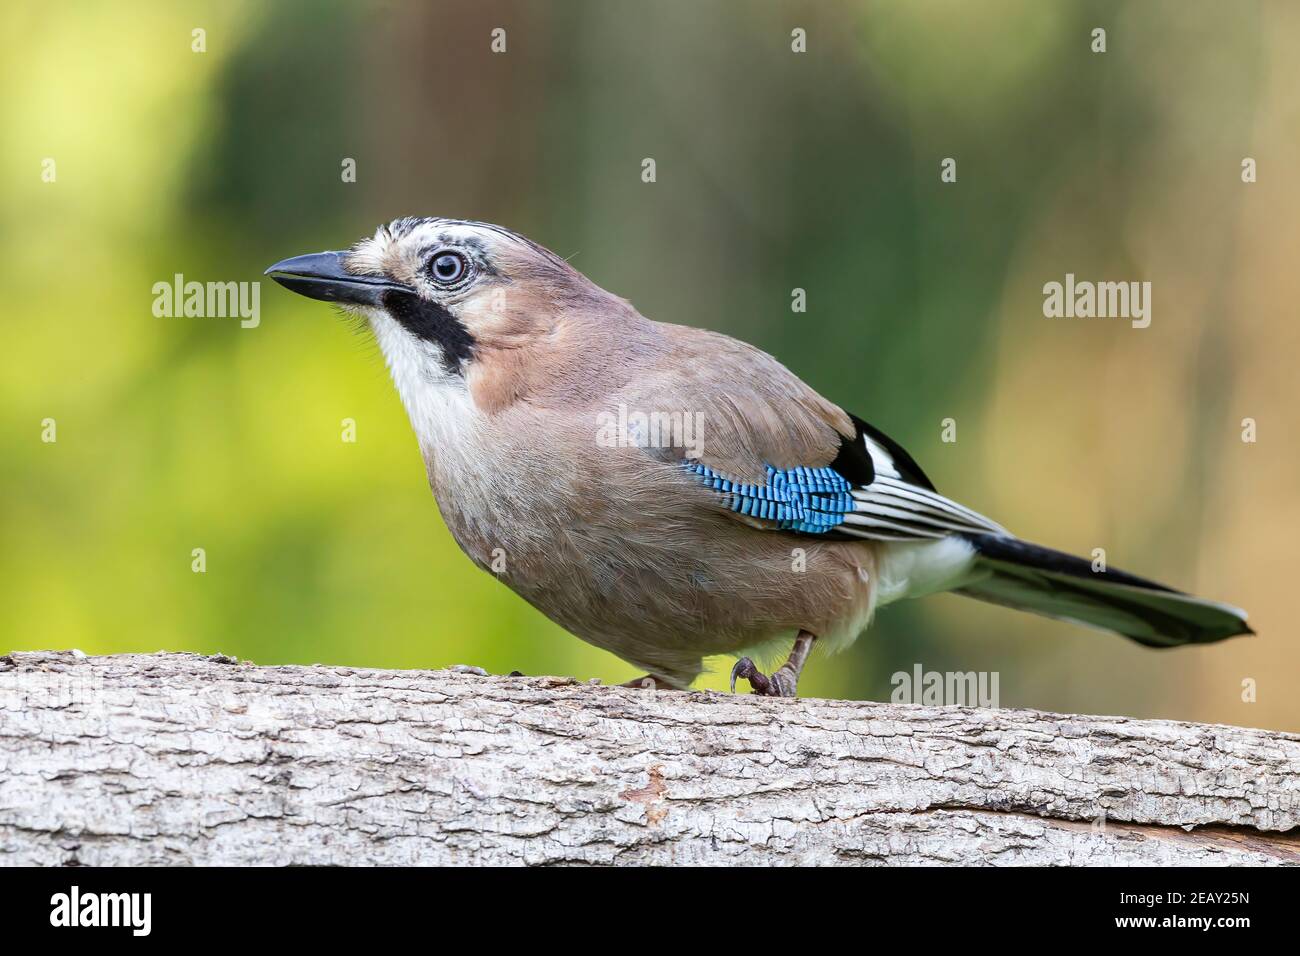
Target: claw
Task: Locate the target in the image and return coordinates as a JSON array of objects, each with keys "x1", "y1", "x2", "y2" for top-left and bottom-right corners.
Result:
[{"x1": 730, "y1": 657, "x2": 777, "y2": 696}]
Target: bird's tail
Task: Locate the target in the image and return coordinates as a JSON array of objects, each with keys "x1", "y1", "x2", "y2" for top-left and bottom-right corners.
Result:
[{"x1": 954, "y1": 534, "x2": 1253, "y2": 647}]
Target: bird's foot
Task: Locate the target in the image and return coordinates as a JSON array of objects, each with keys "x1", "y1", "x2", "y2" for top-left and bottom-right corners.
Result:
[
  {"x1": 730, "y1": 658, "x2": 799, "y2": 697},
  {"x1": 730, "y1": 631, "x2": 816, "y2": 698}
]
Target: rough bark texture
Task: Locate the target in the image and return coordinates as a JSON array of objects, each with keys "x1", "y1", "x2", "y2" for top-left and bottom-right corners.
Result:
[{"x1": 1, "y1": 651, "x2": 1297, "y2": 866}]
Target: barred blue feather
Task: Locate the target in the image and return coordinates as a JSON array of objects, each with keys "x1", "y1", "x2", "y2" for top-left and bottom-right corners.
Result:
[{"x1": 684, "y1": 462, "x2": 853, "y2": 534}]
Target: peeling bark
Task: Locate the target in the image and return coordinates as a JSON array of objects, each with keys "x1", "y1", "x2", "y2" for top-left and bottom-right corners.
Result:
[{"x1": 0, "y1": 651, "x2": 1296, "y2": 866}]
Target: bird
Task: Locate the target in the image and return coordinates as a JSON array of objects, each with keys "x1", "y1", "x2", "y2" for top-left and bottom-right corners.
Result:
[{"x1": 266, "y1": 217, "x2": 1253, "y2": 697}]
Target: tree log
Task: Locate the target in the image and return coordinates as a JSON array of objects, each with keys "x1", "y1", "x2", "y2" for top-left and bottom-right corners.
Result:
[{"x1": 0, "y1": 650, "x2": 1297, "y2": 866}]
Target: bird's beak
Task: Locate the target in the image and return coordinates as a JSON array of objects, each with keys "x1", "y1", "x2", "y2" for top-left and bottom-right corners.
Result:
[{"x1": 264, "y1": 251, "x2": 412, "y2": 307}]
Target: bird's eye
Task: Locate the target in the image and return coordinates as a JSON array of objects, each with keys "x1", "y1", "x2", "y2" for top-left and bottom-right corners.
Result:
[{"x1": 429, "y1": 250, "x2": 468, "y2": 285}]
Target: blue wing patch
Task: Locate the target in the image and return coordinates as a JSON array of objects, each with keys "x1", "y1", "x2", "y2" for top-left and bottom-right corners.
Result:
[{"x1": 684, "y1": 462, "x2": 853, "y2": 534}]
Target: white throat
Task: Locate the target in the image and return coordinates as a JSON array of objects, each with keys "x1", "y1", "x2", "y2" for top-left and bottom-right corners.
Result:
[{"x1": 367, "y1": 309, "x2": 477, "y2": 458}]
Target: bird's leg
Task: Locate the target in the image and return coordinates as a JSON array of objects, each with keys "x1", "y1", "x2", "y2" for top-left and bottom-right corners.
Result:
[
  {"x1": 620, "y1": 674, "x2": 673, "y2": 690},
  {"x1": 731, "y1": 631, "x2": 816, "y2": 698}
]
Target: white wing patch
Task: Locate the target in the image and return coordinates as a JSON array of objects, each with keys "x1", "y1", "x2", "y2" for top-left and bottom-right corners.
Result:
[
  {"x1": 862, "y1": 435, "x2": 901, "y2": 479},
  {"x1": 837, "y1": 437, "x2": 1008, "y2": 542}
]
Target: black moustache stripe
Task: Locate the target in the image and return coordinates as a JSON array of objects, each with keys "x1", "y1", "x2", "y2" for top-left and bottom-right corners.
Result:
[{"x1": 382, "y1": 290, "x2": 476, "y2": 375}]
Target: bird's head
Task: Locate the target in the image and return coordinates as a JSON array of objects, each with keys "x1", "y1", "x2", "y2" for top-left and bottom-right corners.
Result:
[{"x1": 266, "y1": 217, "x2": 621, "y2": 394}]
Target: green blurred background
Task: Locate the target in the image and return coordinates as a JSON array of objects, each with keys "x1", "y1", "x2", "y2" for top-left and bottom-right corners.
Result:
[{"x1": 3, "y1": 1, "x2": 1297, "y2": 730}]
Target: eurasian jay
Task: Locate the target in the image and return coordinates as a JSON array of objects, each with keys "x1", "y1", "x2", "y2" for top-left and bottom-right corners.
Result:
[{"x1": 266, "y1": 217, "x2": 1252, "y2": 697}]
